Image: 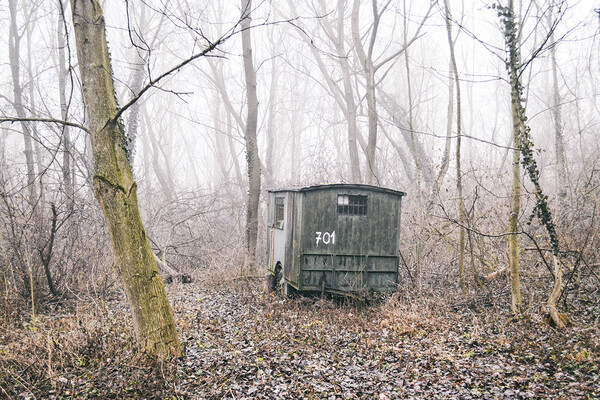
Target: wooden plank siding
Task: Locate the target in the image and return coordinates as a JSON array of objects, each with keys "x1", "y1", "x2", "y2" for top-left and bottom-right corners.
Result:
[{"x1": 267, "y1": 184, "x2": 405, "y2": 294}]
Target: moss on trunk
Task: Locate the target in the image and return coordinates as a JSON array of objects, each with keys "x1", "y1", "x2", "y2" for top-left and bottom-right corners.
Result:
[{"x1": 70, "y1": 0, "x2": 181, "y2": 358}]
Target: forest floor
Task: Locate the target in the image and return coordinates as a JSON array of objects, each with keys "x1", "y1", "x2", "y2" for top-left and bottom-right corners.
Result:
[{"x1": 1, "y1": 273, "x2": 599, "y2": 399}]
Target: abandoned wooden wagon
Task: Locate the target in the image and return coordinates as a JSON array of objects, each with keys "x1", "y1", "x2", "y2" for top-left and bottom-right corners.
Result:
[{"x1": 266, "y1": 184, "x2": 406, "y2": 296}]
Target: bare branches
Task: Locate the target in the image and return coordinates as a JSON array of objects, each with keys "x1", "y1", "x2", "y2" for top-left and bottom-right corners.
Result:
[
  {"x1": 0, "y1": 117, "x2": 89, "y2": 134},
  {"x1": 113, "y1": 37, "x2": 226, "y2": 123},
  {"x1": 373, "y1": 0, "x2": 434, "y2": 72}
]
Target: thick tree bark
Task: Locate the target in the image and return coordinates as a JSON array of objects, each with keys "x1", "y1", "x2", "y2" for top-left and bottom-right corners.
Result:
[
  {"x1": 125, "y1": 52, "x2": 147, "y2": 163},
  {"x1": 70, "y1": 0, "x2": 181, "y2": 358},
  {"x1": 241, "y1": 0, "x2": 261, "y2": 270}
]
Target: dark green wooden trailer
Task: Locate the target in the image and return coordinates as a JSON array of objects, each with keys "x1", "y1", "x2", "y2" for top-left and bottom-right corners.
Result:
[{"x1": 266, "y1": 184, "x2": 406, "y2": 296}]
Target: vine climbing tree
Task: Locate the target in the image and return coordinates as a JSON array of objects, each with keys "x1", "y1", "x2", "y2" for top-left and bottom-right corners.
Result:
[{"x1": 495, "y1": 0, "x2": 565, "y2": 326}]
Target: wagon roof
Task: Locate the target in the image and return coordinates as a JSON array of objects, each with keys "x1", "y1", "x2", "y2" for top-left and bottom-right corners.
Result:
[{"x1": 267, "y1": 183, "x2": 406, "y2": 197}]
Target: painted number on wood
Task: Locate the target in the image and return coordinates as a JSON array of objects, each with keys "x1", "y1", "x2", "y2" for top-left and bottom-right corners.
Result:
[{"x1": 315, "y1": 231, "x2": 335, "y2": 246}]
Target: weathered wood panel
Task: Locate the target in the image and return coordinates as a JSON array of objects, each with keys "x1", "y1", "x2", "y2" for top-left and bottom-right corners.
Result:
[{"x1": 266, "y1": 184, "x2": 404, "y2": 294}]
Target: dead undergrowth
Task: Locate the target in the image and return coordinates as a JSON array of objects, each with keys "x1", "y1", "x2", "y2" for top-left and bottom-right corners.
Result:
[{"x1": 1, "y1": 271, "x2": 599, "y2": 399}]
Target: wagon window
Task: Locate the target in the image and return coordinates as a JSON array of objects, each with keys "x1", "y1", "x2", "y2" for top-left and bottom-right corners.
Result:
[
  {"x1": 337, "y1": 195, "x2": 367, "y2": 215},
  {"x1": 275, "y1": 197, "x2": 285, "y2": 229}
]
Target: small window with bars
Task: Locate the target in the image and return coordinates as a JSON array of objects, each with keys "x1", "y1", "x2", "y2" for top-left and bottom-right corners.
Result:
[
  {"x1": 275, "y1": 197, "x2": 285, "y2": 229},
  {"x1": 337, "y1": 194, "x2": 367, "y2": 215}
]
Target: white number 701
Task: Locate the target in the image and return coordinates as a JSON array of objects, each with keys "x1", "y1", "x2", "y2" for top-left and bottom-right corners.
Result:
[{"x1": 315, "y1": 231, "x2": 335, "y2": 246}]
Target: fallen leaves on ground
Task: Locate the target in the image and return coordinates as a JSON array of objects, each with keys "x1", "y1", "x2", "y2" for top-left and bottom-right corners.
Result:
[
  {"x1": 1, "y1": 277, "x2": 598, "y2": 399},
  {"x1": 171, "y1": 280, "x2": 599, "y2": 399}
]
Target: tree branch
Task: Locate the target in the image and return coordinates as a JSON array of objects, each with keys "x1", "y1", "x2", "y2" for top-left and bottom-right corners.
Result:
[
  {"x1": 112, "y1": 38, "x2": 227, "y2": 123},
  {"x1": 374, "y1": 1, "x2": 434, "y2": 72},
  {"x1": 0, "y1": 117, "x2": 90, "y2": 133}
]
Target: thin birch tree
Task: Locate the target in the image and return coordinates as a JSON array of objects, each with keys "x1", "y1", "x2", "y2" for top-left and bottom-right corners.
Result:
[{"x1": 241, "y1": 0, "x2": 261, "y2": 270}]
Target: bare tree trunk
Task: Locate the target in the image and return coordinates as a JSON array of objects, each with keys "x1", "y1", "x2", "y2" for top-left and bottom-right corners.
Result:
[
  {"x1": 180, "y1": 131, "x2": 202, "y2": 188},
  {"x1": 339, "y1": 51, "x2": 362, "y2": 184},
  {"x1": 548, "y1": 8, "x2": 567, "y2": 204},
  {"x1": 241, "y1": 0, "x2": 261, "y2": 270},
  {"x1": 39, "y1": 204, "x2": 58, "y2": 297},
  {"x1": 125, "y1": 52, "x2": 147, "y2": 163},
  {"x1": 500, "y1": 1, "x2": 565, "y2": 321},
  {"x1": 444, "y1": 0, "x2": 466, "y2": 293},
  {"x1": 212, "y1": 96, "x2": 232, "y2": 186},
  {"x1": 378, "y1": 89, "x2": 434, "y2": 189},
  {"x1": 206, "y1": 59, "x2": 246, "y2": 197},
  {"x1": 264, "y1": 56, "x2": 278, "y2": 188},
  {"x1": 142, "y1": 107, "x2": 175, "y2": 200},
  {"x1": 379, "y1": 124, "x2": 414, "y2": 181},
  {"x1": 8, "y1": 0, "x2": 38, "y2": 207},
  {"x1": 508, "y1": 67, "x2": 523, "y2": 314},
  {"x1": 432, "y1": 65, "x2": 453, "y2": 205},
  {"x1": 330, "y1": 0, "x2": 362, "y2": 183},
  {"x1": 290, "y1": 97, "x2": 300, "y2": 183},
  {"x1": 227, "y1": 112, "x2": 246, "y2": 198},
  {"x1": 57, "y1": 1, "x2": 74, "y2": 207},
  {"x1": 284, "y1": 0, "x2": 362, "y2": 183},
  {"x1": 0, "y1": 127, "x2": 6, "y2": 173},
  {"x1": 402, "y1": 0, "x2": 421, "y2": 197},
  {"x1": 124, "y1": 3, "x2": 169, "y2": 164},
  {"x1": 546, "y1": 255, "x2": 565, "y2": 328},
  {"x1": 24, "y1": 5, "x2": 46, "y2": 208},
  {"x1": 504, "y1": 0, "x2": 523, "y2": 314},
  {"x1": 70, "y1": 0, "x2": 181, "y2": 358},
  {"x1": 351, "y1": 0, "x2": 379, "y2": 185}
]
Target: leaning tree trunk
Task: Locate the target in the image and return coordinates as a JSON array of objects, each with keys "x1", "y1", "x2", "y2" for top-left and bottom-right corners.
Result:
[
  {"x1": 241, "y1": 0, "x2": 261, "y2": 271},
  {"x1": 70, "y1": 0, "x2": 181, "y2": 358},
  {"x1": 499, "y1": 1, "x2": 565, "y2": 323}
]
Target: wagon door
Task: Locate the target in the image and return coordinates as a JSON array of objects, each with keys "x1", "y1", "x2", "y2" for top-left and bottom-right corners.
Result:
[{"x1": 269, "y1": 195, "x2": 286, "y2": 279}]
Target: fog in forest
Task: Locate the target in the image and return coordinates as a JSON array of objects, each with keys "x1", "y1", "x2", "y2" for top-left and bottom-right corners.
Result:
[{"x1": 1, "y1": 0, "x2": 599, "y2": 398}]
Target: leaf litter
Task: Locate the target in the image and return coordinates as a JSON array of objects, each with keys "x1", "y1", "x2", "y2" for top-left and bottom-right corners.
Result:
[
  {"x1": 171, "y1": 279, "x2": 599, "y2": 399},
  {"x1": 1, "y1": 276, "x2": 598, "y2": 399}
]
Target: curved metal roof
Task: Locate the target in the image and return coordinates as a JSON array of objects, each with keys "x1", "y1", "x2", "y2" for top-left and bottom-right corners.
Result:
[{"x1": 267, "y1": 183, "x2": 406, "y2": 197}]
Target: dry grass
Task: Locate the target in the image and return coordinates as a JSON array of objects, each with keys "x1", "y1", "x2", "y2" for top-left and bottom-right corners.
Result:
[{"x1": 1, "y1": 257, "x2": 598, "y2": 399}]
